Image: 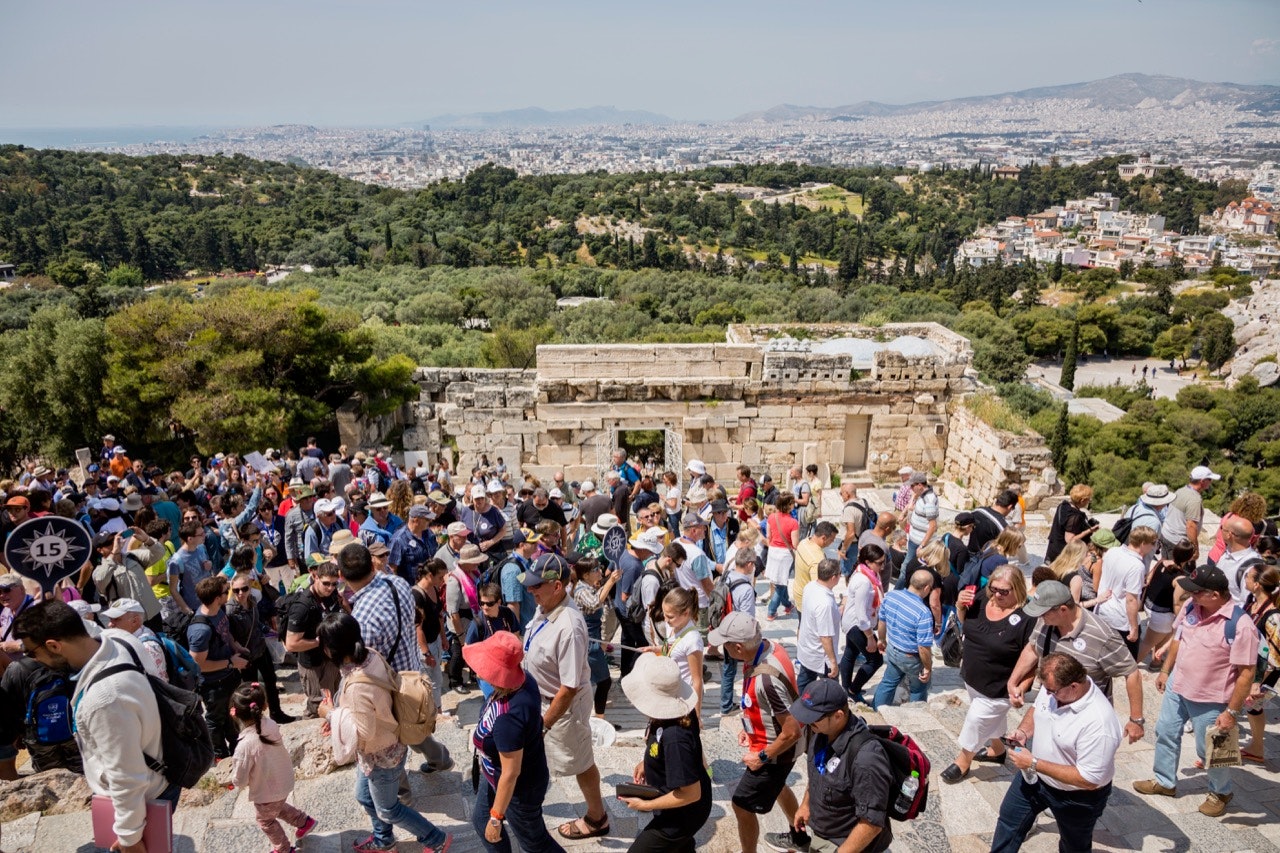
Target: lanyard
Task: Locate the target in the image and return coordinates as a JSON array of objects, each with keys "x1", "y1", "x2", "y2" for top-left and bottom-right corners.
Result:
[
  {"x1": 523, "y1": 617, "x2": 550, "y2": 653},
  {"x1": 740, "y1": 642, "x2": 768, "y2": 711},
  {"x1": 662, "y1": 622, "x2": 695, "y2": 655}
]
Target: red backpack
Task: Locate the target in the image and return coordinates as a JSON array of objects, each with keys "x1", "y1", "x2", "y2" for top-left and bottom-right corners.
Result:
[{"x1": 848, "y1": 724, "x2": 932, "y2": 821}]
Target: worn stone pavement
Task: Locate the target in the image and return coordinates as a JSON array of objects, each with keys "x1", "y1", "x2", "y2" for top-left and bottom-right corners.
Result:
[{"x1": 3, "y1": 493, "x2": 1275, "y2": 852}]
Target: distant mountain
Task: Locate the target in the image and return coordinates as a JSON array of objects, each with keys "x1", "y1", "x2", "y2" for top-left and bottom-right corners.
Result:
[
  {"x1": 734, "y1": 73, "x2": 1280, "y2": 122},
  {"x1": 419, "y1": 106, "x2": 673, "y2": 129}
]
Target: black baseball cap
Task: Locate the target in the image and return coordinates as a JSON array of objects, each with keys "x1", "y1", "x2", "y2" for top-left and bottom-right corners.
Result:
[
  {"x1": 1178, "y1": 565, "x2": 1229, "y2": 594},
  {"x1": 788, "y1": 679, "x2": 849, "y2": 725}
]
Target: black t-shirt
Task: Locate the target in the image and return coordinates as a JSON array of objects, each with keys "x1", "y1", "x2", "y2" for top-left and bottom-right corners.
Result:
[
  {"x1": 1045, "y1": 502, "x2": 1088, "y2": 563},
  {"x1": 960, "y1": 592, "x2": 1036, "y2": 698},
  {"x1": 288, "y1": 587, "x2": 342, "y2": 668},
  {"x1": 643, "y1": 715, "x2": 713, "y2": 833},
  {"x1": 610, "y1": 485, "x2": 631, "y2": 526},
  {"x1": 412, "y1": 586, "x2": 442, "y2": 644},
  {"x1": 967, "y1": 507, "x2": 1008, "y2": 553},
  {"x1": 1144, "y1": 566, "x2": 1181, "y2": 612},
  {"x1": 517, "y1": 501, "x2": 566, "y2": 530}
]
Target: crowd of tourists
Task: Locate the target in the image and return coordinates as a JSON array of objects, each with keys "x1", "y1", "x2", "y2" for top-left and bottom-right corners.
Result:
[{"x1": 0, "y1": 442, "x2": 1277, "y2": 853}]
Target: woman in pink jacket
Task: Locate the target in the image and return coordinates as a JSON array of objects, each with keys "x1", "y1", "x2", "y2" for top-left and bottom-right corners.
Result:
[{"x1": 318, "y1": 612, "x2": 454, "y2": 853}]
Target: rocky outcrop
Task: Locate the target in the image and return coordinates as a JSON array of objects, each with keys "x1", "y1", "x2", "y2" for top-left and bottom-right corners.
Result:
[
  {"x1": 0, "y1": 770, "x2": 92, "y2": 821},
  {"x1": 1223, "y1": 280, "x2": 1280, "y2": 387}
]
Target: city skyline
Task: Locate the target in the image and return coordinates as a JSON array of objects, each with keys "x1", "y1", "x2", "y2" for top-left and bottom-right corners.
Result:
[{"x1": 1, "y1": 0, "x2": 1277, "y2": 128}]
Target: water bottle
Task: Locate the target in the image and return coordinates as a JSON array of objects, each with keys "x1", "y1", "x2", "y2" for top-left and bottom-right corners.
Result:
[{"x1": 894, "y1": 770, "x2": 919, "y2": 814}]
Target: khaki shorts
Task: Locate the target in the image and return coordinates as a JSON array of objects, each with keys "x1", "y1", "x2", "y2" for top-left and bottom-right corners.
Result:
[{"x1": 543, "y1": 687, "x2": 596, "y2": 777}]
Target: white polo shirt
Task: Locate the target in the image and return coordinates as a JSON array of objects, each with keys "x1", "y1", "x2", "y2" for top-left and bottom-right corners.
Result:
[
  {"x1": 796, "y1": 580, "x2": 840, "y2": 673},
  {"x1": 1031, "y1": 677, "x2": 1122, "y2": 791}
]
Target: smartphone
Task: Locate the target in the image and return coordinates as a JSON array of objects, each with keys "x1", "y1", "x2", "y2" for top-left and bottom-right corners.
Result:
[
  {"x1": 999, "y1": 736, "x2": 1023, "y2": 750},
  {"x1": 964, "y1": 585, "x2": 977, "y2": 595},
  {"x1": 120, "y1": 529, "x2": 134, "y2": 540}
]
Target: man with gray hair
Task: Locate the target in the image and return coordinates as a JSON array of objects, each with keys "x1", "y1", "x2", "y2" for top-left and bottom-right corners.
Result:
[
  {"x1": 1215, "y1": 514, "x2": 1262, "y2": 605},
  {"x1": 796, "y1": 558, "x2": 842, "y2": 694},
  {"x1": 676, "y1": 513, "x2": 715, "y2": 633}
]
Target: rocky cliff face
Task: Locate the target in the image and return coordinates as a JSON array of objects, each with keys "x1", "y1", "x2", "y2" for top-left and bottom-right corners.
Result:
[{"x1": 1223, "y1": 279, "x2": 1280, "y2": 388}]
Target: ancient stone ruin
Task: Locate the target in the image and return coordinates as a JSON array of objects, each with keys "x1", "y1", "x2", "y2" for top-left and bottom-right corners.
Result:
[{"x1": 341, "y1": 322, "x2": 1058, "y2": 507}]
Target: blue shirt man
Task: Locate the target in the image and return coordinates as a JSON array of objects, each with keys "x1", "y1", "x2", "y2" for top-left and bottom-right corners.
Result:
[
  {"x1": 873, "y1": 571, "x2": 936, "y2": 708},
  {"x1": 498, "y1": 530, "x2": 539, "y2": 632},
  {"x1": 389, "y1": 506, "x2": 433, "y2": 585}
]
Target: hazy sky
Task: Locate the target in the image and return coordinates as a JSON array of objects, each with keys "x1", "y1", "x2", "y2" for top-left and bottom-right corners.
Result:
[{"x1": 2, "y1": 0, "x2": 1278, "y2": 127}]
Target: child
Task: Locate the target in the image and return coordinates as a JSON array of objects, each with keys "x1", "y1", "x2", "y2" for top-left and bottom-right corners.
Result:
[{"x1": 230, "y1": 682, "x2": 317, "y2": 853}]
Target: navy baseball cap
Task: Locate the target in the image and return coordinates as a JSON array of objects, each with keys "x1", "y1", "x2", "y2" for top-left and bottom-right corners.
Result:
[{"x1": 788, "y1": 679, "x2": 849, "y2": 725}]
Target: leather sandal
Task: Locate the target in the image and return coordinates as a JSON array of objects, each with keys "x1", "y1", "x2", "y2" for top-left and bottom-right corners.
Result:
[
  {"x1": 974, "y1": 747, "x2": 1008, "y2": 764},
  {"x1": 558, "y1": 812, "x2": 610, "y2": 840}
]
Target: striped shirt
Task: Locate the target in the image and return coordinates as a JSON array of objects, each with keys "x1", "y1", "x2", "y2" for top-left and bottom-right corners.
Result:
[
  {"x1": 742, "y1": 641, "x2": 799, "y2": 762},
  {"x1": 1029, "y1": 607, "x2": 1136, "y2": 700},
  {"x1": 879, "y1": 589, "x2": 934, "y2": 653}
]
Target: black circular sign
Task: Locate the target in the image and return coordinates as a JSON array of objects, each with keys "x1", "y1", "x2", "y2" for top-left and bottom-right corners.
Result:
[
  {"x1": 4, "y1": 516, "x2": 94, "y2": 592},
  {"x1": 602, "y1": 525, "x2": 628, "y2": 563}
]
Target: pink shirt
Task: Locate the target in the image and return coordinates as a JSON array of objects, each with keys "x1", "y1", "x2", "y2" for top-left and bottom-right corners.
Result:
[{"x1": 1171, "y1": 602, "x2": 1260, "y2": 704}]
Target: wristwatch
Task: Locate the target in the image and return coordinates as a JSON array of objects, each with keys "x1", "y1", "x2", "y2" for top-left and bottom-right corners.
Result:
[
  {"x1": 757, "y1": 750, "x2": 771, "y2": 765},
  {"x1": 1129, "y1": 717, "x2": 1146, "y2": 726}
]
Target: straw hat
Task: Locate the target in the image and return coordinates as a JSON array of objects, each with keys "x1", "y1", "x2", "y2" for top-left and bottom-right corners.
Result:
[{"x1": 622, "y1": 653, "x2": 697, "y2": 720}]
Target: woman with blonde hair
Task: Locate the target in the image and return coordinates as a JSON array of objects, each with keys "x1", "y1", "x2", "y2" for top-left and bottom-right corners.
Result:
[
  {"x1": 941, "y1": 564, "x2": 1034, "y2": 783},
  {"x1": 916, "y1": 538, "x2": 949, "y2": 635},
  {"x1": 1048, "y1": 540, "x2": 1089, "y2": 602},
  {"x1": 1045, "y1": 483, "x2": 1096, "y2": 563}
]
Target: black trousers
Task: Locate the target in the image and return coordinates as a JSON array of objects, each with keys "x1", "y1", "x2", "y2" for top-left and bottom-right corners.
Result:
[
  {"x1": 242, "y1": 651, "x2": 284, "y2": 717},
  {"x1": 620, "y1": 617, "x2": 648, "y2": 678},
  {"x1": 200, "y1": 671, "x2": 242, "y2": 758}
]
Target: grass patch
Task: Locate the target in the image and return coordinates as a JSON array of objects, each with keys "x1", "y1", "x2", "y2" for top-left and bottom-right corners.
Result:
[
  {"x1": 805, "y1": 186, "x2": 864, "y2": 216},
  {"x1": 965, "y1": 391, "x2": 1031, "y2": 435}
]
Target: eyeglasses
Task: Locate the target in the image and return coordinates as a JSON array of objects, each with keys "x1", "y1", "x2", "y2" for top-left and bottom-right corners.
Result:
[
  {"x1": 315, "y1": 580, "x2": 339, "y2": 589},
  {"x1": 1042, "y1": 680, "x2": 1079, "y2": 700},
  {"x1": 0, "y1": 585, "x2": 20, "y2": 593},
  {"x1": 480, "y1": 599, "x2": 499, "y2": 607},
  {"x1": 988, "y1": 586, "x2": 1014, "y2": 596},
  {"x1": 232, "y1": 587, "x2": 251, "y2": 594}
]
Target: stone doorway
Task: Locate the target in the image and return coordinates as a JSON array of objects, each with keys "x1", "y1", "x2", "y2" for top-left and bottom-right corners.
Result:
[
  {"x1": 618, "y1": 429, "x2": 665, "y2": 470},
  {"x1": 843, "y1": 414, "x2": 871, "y2": 469}
]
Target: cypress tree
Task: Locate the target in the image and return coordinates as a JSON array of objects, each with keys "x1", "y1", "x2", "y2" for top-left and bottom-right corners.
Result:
[
  {"x1": 1050, "y1": 403, "x2": 1070, "y2": 474},
  {"x1": 1060, "y1": 314, "x2": 1079, "y2": 391}
]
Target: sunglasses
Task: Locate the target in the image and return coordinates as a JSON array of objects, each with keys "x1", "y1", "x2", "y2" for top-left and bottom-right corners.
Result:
[
  {"x1": 0, "y1": 585, "x2": 21, "y2": 593},
  {"x1": 480, "y1": 599, "x2": 499, "y2": 607},
  {"x1": 315, "y1": 581, "x2": 339, "y2": 589},
  {"x1": 989, "y1": 586, "x2": 1014, "y2": 596},
  {"x1": 232, "y1": 587, "x2": 251, "y2": 594}
]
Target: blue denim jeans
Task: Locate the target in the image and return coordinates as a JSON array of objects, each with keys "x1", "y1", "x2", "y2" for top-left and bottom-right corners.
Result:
[
  {"x1": 472, "y1": 776, "x2": 565, "y2": 853},
  {"x1": 355, "y1": 759, "x2": 448, "y2": 848},
  {"x1": 873, "y1": 645, "x2": 929, "y2": 708},
  {"x1": 991, "y1": 775, "x2": 1112, "y2": 853},
  {"x1": 720, "y1": 655, "x2": 740, "y2": 713},
  {"x1": 897, "y1": 540, "x2": 920, "y2": 589},
  {"x1": 796, "y1": 661, "x2": 827, "y2": 697},
  {"x1": 767, "y1": 582, "x2": 793, "y2": 618},
  {"x1": 1153, "y1": 685, "x2": 1233, "y2": 795}
]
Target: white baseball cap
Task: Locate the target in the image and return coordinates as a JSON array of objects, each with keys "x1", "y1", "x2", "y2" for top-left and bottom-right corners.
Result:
[
  {"x1": 102, "y1": 598, "x2": 145, "y2": 619},
  {"x1": 1190, "y1": 465, "x2": 1221, "y2": 482},
  {"x1": 580, "y1": 479, "x2": 596, "y2": 493}
]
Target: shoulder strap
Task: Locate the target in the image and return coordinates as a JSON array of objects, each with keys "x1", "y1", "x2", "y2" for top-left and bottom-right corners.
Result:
[
  {"x1": 1236, "y1": 557, "x2": 1264, "y2": 592},
  {"x1": 1041, "y1": 624, "x2": 1059, "y2": 658},
  {"x1": 728, "y1": 578, "x2": 751, "y2": 591},
  {"x1": 386, "y1": 578, "x2": 405, "y2": 661}
]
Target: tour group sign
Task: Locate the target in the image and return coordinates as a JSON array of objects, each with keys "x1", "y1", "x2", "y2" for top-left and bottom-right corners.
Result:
[{"x1": 4, "y1": 516, "x2": 94, "y2": 594}]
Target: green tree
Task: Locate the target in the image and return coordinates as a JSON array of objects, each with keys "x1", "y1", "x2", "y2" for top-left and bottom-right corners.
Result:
[
  {"x1": 1198, "y1": 314, "x2": 1236, "y2": 373},
  {"x1": 0, "y1": 306, "x2": 108, "y2": 468},
  {"x1": 972, "y1": 323, "x2": 1031, "y2": 384},
  {"x1": 480, "y1": 323, "x2": 554, "y2": 369},
  {"x1": 1049, "y1": 403, "x2": 1070, "y2": 473},
  {"x1": 1060, "y1": 314, "x2": 1079, "y2": 391},
  {"x1": 101, "y1": 290, "x2": 414, "y2": 455},
  {"x1": 1153, "y1": 325, "x2": 1194, "y2": 369}
]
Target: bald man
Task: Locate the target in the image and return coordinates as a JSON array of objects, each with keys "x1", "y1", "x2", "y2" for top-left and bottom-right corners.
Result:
[
  {"x1": 874, "y1": 569, "x2": 936, "y2": 708},
  {"x1": 1215, "y1": 515, "x2": 1262, "y2": 605}
]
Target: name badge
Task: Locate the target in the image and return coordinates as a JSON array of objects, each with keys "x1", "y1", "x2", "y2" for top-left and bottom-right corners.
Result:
[
  {"x1": 825, "y1": 756, "x2": 842, "y2": 773},
  {"x1": 1072, "y1": 638, "x2": 1087, "y2": 652},
  {"x1": 1008, "y1": 614, "x2": 1021, "y2": 626}
]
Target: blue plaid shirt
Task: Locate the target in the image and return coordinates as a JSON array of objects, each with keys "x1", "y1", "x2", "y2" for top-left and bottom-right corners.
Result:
[{"x1": 351, "y1": 573, "x2": 422, "y2": 672}]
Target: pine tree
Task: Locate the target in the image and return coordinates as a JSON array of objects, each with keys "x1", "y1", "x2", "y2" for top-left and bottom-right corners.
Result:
[
  {"x1": 1051, "y1": 251, "x2": 1064, "y2": 283},
  {"x1": 384, "y1": 223, "x2": 393, "y2": 251},
  {"x1": 1060, "y1": 314, "x2": 1080, "y2": 391}
]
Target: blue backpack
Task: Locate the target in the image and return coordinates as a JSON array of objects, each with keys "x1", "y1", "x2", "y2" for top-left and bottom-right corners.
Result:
[
  {"x1": 25, "y1": 671, "x2": 74, "y2": 746},
  {"x1": 144, "y1": 633, "x2": 201, "y2": 691},
  {"x1": 1179, "y1": 600, "x2": 1249, "y2": 645}
]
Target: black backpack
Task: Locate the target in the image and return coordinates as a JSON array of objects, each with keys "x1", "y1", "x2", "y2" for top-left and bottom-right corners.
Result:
[
  {"x1": 164, "y1": 610, "x2": 195, "y2": 650},
  {"x1": 624, "y1": 567, "x2": 662, "y2": 625},
  {"x1": 649, "y1": 575, "x2": 683, "y2": 625},
  {"x1": 844, "y1": 499, "x2": 878, "y2": 539},
  {"x1": 83, "y1": 640, "x2": 215, "y2": 788}
]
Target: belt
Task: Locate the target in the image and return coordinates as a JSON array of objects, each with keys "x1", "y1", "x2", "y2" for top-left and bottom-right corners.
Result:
[{"x1": 891, "y1": 646, "x2": 919, "y2": 656}]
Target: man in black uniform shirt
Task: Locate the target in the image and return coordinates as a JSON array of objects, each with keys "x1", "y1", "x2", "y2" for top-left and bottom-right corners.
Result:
[{"x1": 789, "y1": 679, "x2": 893, "y2": 853}]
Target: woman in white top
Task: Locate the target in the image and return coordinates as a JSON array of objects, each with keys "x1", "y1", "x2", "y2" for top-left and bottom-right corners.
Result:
[
  {"x1": 643, "y1": 586, "x2": 704, "y2": 714},
  {"x1": 839, "y1": 543, "x2": 886, "y2": 704}
]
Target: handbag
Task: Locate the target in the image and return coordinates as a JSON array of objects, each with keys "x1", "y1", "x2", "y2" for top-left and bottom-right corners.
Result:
[{"x1": 940, "y1": 617, "x2": 963, "y2": 668}]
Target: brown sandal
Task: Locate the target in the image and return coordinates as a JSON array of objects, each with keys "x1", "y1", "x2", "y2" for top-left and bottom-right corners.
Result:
[{"x1": 558, "y1": 812, "x2": 610, "y2": 840}]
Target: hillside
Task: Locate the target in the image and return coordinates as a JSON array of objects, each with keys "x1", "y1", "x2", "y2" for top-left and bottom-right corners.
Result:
[
  {"x1": 735, "y1": 73, "x2": 1280, "y2": 121},
  {"x1": 418, "y1": 106, "x2": 673, "y2": 129}
]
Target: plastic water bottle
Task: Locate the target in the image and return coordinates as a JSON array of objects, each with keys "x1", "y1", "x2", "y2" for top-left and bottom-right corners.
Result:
[{"x1": 894, "y1": 770, "x2": 919, "y2": 814}]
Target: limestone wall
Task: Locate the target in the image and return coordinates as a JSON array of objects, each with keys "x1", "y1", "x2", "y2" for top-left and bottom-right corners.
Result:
[{"x1": 941, "y1": 405, "x2": 1056, "y2": 510}]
